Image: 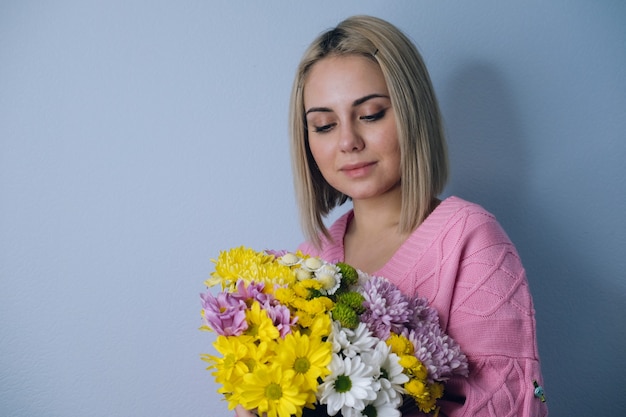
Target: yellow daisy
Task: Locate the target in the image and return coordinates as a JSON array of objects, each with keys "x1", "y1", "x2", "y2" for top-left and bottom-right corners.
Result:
[
  {"x1": 276, "y1": 331, "x2": 332, "y2": 392},
  {"x1": 203, "y1": 335, "x2": 254, "y2": 395},
  {"x1": 238, "y1": 364, "x2": 308, "y2": 417},
  {"x1": 244, "y1": 301, "x2": 280, "y2": 343}
]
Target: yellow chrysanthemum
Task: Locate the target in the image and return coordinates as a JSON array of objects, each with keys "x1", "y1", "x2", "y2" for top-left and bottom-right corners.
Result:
[
  {"x1": 424, "y1": 382, "x2": 444, "y2": 410},
  {"x1": 293, "y1": 281, "x2": 313, "y2": 298},
  {"x1": 238, "y1": 364, "x2": 308, "y2": 417},
  {"x1": 306, "y1": 313, "x2": 332, "y2": 338},
  {"x1": 244, "y1": 301, "x2": 280, "y2": 343},
  {"x1": 398, "y1": 354, "x2": 428, "y2": 380},
  {"x1": 301, "y1": 296, "x2": 334, "y2": 315},
  {"x1": 406, "y1": 379, "x2": 444, "y2": 413},
  {"x1": 294, "y1": 250, "x2": 311, "y2": 260},
  {"x1": 405, "y1": 377, "x2": 427, "y2": 397},
  {"x1": 274, "y1": 286, "x2": 296, "y2": 305},
  {"x1": 203, "y1": 335, "x2": 255, "y2": 394},
  {"x1": 276, "y1": 331, "x2": 332, "y2": 393},
  {"x1": 386, "y1": 333, "x2": 415, "y2": 356},
  {"x1": 293, "y1": 310, "x2": 315, "y2": 328},
  {"x1": 205, "y1": 246, "x2": 296, "y2": 289},
  {"x1": 296, "y1": 278, "x2": 322, "y2": 293}
]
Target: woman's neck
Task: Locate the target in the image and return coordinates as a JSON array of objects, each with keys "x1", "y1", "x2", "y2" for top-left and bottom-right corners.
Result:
[
  {"x1": 343, "y1": 190, "x2": 407, "y2": 273},
  {"x1": 350, "y1": 201, "x2": 401, "y2": 235}
]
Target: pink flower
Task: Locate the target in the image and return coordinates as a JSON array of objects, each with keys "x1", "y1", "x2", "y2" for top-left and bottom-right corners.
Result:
[
  {"x1": 405, "y1": 325, "x2": 468, "y2": 382},
  {"x1": 360, "y1": 276, "x2": 413, "y2": 340},
  {"x1": 200, "y1": 291, "x2": 248, "y2": 336},
  {"x1": 262, "y1": 301, "x2": 298, "y2": 337},
  {"x1": 233, "y1": 279, "x2": 271, "y2": 305}
]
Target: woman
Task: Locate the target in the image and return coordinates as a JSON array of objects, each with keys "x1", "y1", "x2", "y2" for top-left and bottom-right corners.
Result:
[{"x1": 237, "y1": 15, "x2": 548, "y2": 417}]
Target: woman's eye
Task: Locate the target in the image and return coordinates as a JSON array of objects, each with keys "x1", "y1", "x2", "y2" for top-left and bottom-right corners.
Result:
[
  {"x1": 313, "y1": 123, "x2": 335, "y2": 133},
  {"x1": 360, "y1": 109, "x2": 386, "y2": 122}
]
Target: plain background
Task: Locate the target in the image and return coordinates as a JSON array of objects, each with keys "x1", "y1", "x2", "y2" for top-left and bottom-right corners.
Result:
[{"x1": 1, "y1": 1, "x2": 625, "y2": 416}]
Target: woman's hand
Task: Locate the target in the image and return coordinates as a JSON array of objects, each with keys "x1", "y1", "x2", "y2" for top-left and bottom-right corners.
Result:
[{"x1": 234, "y1": 405, "x2": 257, "y2": 417}]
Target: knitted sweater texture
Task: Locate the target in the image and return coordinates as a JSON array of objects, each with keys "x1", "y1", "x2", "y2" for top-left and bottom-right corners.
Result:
[{"x1": 298, "y1": 196, "x2": 548, "y2": 417}]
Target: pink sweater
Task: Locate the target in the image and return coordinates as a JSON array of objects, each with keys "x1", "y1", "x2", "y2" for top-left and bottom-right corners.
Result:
[{"x1": 298, "y1": 196, "x2": 548, "y2": 417}]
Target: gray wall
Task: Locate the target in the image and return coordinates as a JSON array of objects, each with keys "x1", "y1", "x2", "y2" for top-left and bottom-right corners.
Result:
[{"x1": 1, "y1": 1, "x2": 624, "y2": 416}]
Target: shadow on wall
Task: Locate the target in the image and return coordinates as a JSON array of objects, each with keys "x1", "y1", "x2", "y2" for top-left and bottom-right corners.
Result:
[{"x1": 441, "y1": 62, "x2": 625, "y2": 416}]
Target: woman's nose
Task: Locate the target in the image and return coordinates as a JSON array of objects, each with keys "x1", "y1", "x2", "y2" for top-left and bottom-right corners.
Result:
[{"x1": 338, "y1": 122, "x2": 364, "y2": 152}]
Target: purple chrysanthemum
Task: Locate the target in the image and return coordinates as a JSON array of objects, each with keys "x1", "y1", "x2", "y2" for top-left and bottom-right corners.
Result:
[
  {"x1": 405, "y1": 325, "x2": 469, "y2": 382},
  {"x1": 262, "y1": 301, "x2": 298, "y2": 337},
  {"x1": 232, "y1": 279, "x2": 272, "y2": 305},
  {"x1": 359, "y1": 276, "x2": 414, "y2": 340},
  {"x1": 407, "y1": 295, "x2": 439, "y2": 331},
  {"x1": 265, "y1": 249, "x2": 288, "y2": 257},
  {"x1": 200, "y1": 291, "x2": 248, "y2": 336}
]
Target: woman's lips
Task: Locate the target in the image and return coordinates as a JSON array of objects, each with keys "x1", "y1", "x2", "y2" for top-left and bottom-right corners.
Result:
[{"x1": 340, "y1": 161, "x2": 376, "y2": 178}]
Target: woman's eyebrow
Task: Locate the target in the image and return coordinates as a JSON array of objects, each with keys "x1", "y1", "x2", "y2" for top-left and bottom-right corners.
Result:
[
  {"x1": 352, "y1": 93, "x2": 390, "y2": 106},
  {"x1": 305, "y1": 106, "x2": 332, "y2": 116},
  {"x1": 305, "y1": 93, "x2": 390, "y2": 116}
]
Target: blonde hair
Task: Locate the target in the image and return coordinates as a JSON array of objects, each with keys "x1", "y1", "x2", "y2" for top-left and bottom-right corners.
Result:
[{"x1": 290, "y1": 15, "x2": 448, "y2": 247}]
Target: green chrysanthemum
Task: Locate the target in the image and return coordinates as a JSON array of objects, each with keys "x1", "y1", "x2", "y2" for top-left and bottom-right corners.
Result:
[
  {"x1": 331, "y1": 303, "x2": 359, "y2": 329},
  {"x1": 335, "y1": 291, "x2": 365, "y2": 314},
  {"x1": 336, "y1": 262, "x2": 358, "y2": 287}
]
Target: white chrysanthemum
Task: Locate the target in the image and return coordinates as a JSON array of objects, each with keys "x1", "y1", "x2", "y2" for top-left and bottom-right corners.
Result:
[
  {"x1": 303, "y1": 257, "x2": 324, "y2": 272},
  {"x1": 315, "y1": 264, "x2": 342, "y2": 295},
  {"x1": 278, "y1": 252, "x2": 300, "y2": 266},
  {"x1": 295, "y1": 267, "x2": 312, "y2": 281},
  {"x1": 361, "y1": 341, "x2": 408, "y2": 407},
  {"x1": 355, "y1": 269, "x2": 371, "y2": 286},
  {"x1": 367, "y1": 395, "x2": 403, "y2": 417},
  {"x1": 346, "y1": 322, "x2": 379, "y2": 357},
  {"x1": 329, "y1": 321, "x2": 350, "y2": 354},
  {"x1": 318, "y1": 354, "x2": 380, "y2": 416},
  {"x1": 339, "y1": 395, "x2": 402, "y2": 417},
  {"x1": 329, "y1": 322, "x2": 378, "y2": 358}
]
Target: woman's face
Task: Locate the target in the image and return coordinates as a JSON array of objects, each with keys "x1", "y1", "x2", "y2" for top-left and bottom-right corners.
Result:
[{"x1": 303, "y1": 55, "x2": 401, "y2": 202}]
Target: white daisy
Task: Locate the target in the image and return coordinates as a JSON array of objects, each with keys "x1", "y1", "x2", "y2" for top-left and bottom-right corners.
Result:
[
  {"x1": 315, "y1": 264, "x2": 342, "y2": 295},
  {"x1": 365, "y1": 395, "x2": 403, "y2": 417},
  {"x1": 328, "y1": 320, "x2": 349, "y2": 354},
  {"x1": 278, "y1": 252, "x2": 300, "y2": 266},
  {"x1": 340, "y1": 399, "x2": 402, "y2": 417},
  {"x1": 329, "y1": 322, "x2": 378, "y2": 358},
  {"x1": 361, "y1": 340, "x2": 408, "y2": 407},
  {"x1": 295, "y1": 267, "x2": 312, "y2": 281},
  {"x1": 303, "y1": 256, "x2": 323, "y2": 272},
  {"x1": 318, "y1": 353, "x2": 380, "y2": 416},
  {"x1": 346, "y1": 322, "x2": 379, "y2": 357}
]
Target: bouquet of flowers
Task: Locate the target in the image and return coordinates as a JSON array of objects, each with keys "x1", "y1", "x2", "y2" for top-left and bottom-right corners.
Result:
[{"x1": 200, "y1": 247, "x2": 468, "y2": 417}]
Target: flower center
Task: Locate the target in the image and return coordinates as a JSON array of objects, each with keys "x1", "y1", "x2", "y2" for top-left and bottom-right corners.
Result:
[
  {"x1": 265, "y1": 382, "x2": 283, "y2": 401},
  {"x1": 363, "y1": 404, "x2": 377, "y2": 417},
  {"x1": 334, "y1": 374, "x2": 352, "y2": 393},
  {"x1": 223, "y1": 354, "x2": 236, "y2": 368},
  {"x1": 294, "y1": 357, "x2": 311, "y2": 374},
  {"x1": 246, "y1": 323, "x2": 259, "y2": 337},
  {"x1": 242, "y1": 358, "x2": 256, "y2": 372}
]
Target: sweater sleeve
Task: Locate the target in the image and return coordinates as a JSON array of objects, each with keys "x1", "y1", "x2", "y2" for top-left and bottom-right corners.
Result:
[{"x1": 439, "y1": 213, "x2": 548, "y2": 417}]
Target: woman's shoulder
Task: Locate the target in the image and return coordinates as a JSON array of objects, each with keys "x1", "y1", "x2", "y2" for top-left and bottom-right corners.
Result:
[
  {"x1": 438, "y1": 195, "x2": 495, "y2": 219},
  {"x1": 427, "y1": 196, "x2": 515, "y2": 251},
  {"x1": 435, "y1": 196, "x2": 504, "y2": 231}
]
